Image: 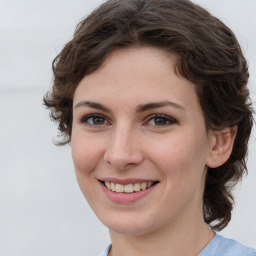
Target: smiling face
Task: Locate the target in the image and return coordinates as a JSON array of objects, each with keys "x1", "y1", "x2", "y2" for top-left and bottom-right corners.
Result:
[{"x1": 71, "y1": 46, "x2": 214, "y2": 235}]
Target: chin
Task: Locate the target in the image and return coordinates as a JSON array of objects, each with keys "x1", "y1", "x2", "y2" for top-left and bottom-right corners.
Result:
[
  {"x1": 107, "y1": 223, "x2": 151, "y2": 236},
  {"x1": 98, "y1": 212, "x2": 158, "y2": 236}
]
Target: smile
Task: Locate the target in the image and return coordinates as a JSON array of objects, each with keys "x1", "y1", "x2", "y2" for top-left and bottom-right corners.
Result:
[
  {"x1": 99, "y1": 179, "x2": 159, "y2": 203},
  {"x1": 104, "y1": 181, "x2": 155, "y2": 193}
]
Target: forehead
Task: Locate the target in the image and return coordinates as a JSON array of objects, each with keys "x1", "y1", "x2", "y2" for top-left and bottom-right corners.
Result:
[
  {"x1": 91, "y1": 46, "x2": 179, "y2": 83},
  {"x1": 73, "y1": 46, "x2": 200, "y2": 113}
]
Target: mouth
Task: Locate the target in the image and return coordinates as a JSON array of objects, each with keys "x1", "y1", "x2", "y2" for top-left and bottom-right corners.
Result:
[{"x1": 101, "y1": 180, "x2": 159, "y2": 193}]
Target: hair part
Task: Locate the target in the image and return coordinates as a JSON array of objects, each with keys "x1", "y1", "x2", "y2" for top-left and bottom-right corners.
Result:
[{"x1": 44, "y1": 0, "x2": 254, "y2": 230}]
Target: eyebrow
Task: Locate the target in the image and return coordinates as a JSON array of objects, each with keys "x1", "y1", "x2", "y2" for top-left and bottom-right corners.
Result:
[
  {"x1": 74, "y1": 101, "x2": 111, "y2": 112},
  {"x1": 74, "y1": 100, "x2": 185, "y2": 113},
  {"x1": 136, "y1": 101, "x2": 185, "y2": 112}
]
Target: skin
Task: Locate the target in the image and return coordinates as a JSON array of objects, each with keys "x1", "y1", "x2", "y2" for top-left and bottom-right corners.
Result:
[{"x1": 71, "y1": 47, "x2": 236, "y2": 256}]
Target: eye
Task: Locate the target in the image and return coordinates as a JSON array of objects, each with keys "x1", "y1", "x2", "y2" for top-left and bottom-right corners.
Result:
[
  {"x1": 80, "y1": 114, "x2": 109, "y2": 126},
  {"x1": 146, "y1": 114, "x2": 177, "y2": 127}
]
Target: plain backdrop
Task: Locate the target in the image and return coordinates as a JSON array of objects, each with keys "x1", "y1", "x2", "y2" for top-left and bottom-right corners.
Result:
[{"x1": 0, "y1": 0, "x2": 255, "y2": 255}]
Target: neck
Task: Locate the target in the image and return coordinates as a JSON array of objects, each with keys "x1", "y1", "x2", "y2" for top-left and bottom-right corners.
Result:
[{"x1": 108, "y1": 213, "x2": 215, "y2": 256}]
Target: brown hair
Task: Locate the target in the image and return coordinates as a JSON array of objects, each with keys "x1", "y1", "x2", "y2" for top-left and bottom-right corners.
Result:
[{"x1": 44, "y1": 0, "x2": 253, "y2": 231}]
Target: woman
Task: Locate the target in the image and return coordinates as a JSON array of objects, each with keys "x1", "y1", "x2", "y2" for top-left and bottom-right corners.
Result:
[{"x1": 44, "y1": 0, "x2": 256, "y2": 255}]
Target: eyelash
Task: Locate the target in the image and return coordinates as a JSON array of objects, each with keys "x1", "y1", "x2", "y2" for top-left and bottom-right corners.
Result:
[
  {"x1": 80, "y1": 113, "x2": 109, "y2": 126},
  {"x1": 80, "y1": 113, "x2": 177, "y2": 127},
  {"x1": 145, "y1": 114, "x2": 177, "y2": 127}
]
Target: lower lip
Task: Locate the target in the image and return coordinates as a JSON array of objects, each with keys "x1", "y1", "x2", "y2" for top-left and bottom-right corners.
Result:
[{"x1": 100, "y1": 182, "x2": 157, "y2": 203}]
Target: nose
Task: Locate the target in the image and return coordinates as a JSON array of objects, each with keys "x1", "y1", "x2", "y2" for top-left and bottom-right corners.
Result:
[{"x1": 103, "y1": 125, "x2": 144, "y2": 170}]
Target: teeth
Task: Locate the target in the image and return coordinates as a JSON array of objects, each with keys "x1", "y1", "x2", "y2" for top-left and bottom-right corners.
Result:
[
  {"x1": 134, "y1": 183, "x2": 141, "y2": 192},
  {"x1": 141, "y1": 182, "x2": 147, "y2": 190},
  {"x1": 115, "y1": 184, "x2": 125, "y2": 193},
  {"x1": 110, "y1": 183, "x2": 116, "y2": 192},
  {"x1": 105, "y1": 181, "x2": 111, "y2": 190},
  {"x1": 124, "y1": 184, "x2": 133, "y2": 193},
  {"x1": 104, "y1": 181, "x2": 155, "y2": 193},
  {"x1": 148, "y1": 182, "x2": 153, "y2": 188}
]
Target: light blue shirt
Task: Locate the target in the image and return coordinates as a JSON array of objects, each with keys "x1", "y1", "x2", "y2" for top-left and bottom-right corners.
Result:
[{"x1": 99, "y1": 235, "x2": 256, "y2": 256}]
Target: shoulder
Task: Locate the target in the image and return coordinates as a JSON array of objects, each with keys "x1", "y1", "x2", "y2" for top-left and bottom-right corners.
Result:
[
  {"x1": 99, "y1": 238, "x2": 256, "y2": 256},
  {"x1": 199, "y1": 235, "x2": 256, "y2": 256},
  {"x1": 215, "y1": 235, "x2": 256, "y2": 256},
  {"x1": 98, "y1": 244, "x2": 112, "y2": 256}
]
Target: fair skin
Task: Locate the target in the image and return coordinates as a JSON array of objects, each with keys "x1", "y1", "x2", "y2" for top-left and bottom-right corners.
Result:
[{"x1": 71, "y1": 47, "x2": 236, "y2": 256}]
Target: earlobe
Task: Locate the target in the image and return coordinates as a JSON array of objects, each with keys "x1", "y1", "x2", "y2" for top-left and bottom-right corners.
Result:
[{"x1": 206, "y1": 126, "x2": 237, "y2": 168}]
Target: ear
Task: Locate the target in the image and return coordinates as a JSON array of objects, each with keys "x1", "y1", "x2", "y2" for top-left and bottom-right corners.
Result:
[{"x1": 206, "y1": 126, "x2": 237, "y2": 168}]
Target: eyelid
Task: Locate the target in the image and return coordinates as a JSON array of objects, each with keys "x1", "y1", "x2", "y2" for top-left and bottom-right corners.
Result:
[
  {"x1": 144, "y1": 113, "x2": 177, "y2": 126},
  {"x1": 79, "y1": 113, "x2": 177, "y2": 127},
  {"x1": 80, "y1": 113, "x2": 110, "y2": 126}
]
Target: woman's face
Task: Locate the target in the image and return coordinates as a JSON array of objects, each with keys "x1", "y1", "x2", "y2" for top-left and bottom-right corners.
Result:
[{"x1": 71, "y1": 47, "x2": 214, "y2": 235}]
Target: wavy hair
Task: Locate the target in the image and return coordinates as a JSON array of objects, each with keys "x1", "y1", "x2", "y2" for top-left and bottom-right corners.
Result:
[{"x1": 44, "y1": 0, "x2": 253, "y2": 230}]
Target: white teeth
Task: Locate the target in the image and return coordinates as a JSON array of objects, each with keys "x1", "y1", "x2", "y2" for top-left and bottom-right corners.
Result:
[
  {"x1": 104, "y1": 181, "x2": 155, "y2": 193},
  {"x1": 115, "y1": 184, "x2": 125, "y2": 193},
  {"x1": 105, "y1": 181, "x2": 111, "y2": 190},
  {"x1": 110, "y1": 183, "x2": 116, "y2": 192},
  {"x1": 141, "y1": 182, "x2": 147, "y2": 190},
  {"x1": 134, "y1": 183, "x2": 141, "y2": 192},
  {"x1": 124, "y1": 184, "x2": 133, "y2": 193}
]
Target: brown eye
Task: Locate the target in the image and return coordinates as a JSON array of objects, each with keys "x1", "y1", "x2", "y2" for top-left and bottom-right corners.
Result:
[
  {"x1": 81, "y1": 114, "x2": 108, "y2": 126},
  {"x1": 90, "y1": 117, "x2": 105, "y2": 125},
  {"x1": 154, "y1": 117, "x2": 168, "y2": 126},
  {"x1": 147, "y1": 114, "x2": 176, "y2": 126}
]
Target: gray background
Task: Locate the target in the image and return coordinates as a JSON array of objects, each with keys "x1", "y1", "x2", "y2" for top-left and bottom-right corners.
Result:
[{"x1": 0, "y1": 0, "x2": 255, "y2": 255}]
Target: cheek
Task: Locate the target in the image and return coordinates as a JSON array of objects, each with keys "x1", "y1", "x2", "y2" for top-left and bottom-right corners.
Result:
[
  {"x1": 151, "y1": 136, "x2": 208, "y2": 213},
  {"x1": 71, "y1": 133, "x2": 105, "y2": 201},
  {"x1": 150, "y1": 134, "x2": 207, "y2": 182},
  {"x1": 71, "y1": 133, "x2": 102, "y2": 175}
]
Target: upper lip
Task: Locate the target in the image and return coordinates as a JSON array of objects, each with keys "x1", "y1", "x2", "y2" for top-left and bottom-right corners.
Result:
[{"x1": 99, "y1": 177, "x2": 158, "y2": 185}]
